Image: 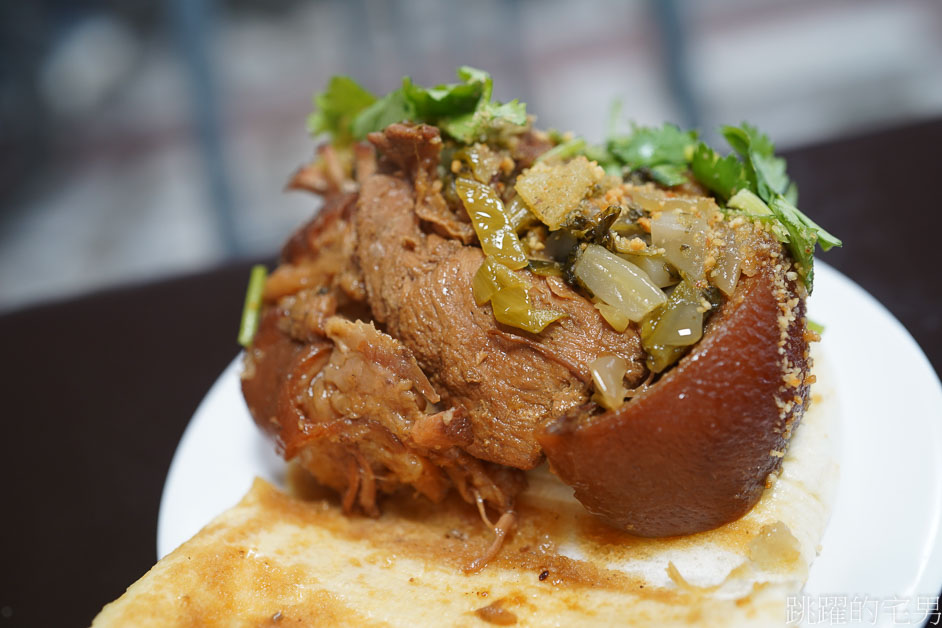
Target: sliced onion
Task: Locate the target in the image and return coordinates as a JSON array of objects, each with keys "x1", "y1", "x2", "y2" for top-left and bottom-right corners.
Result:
[
  {"x1": 573, "y1": 244, "x2": 666, "y2": 322},
  {"x1": 630, "y1": 187, "x2": 716, "y2": 215},
  {"x1": 589, "y1": 354, "x2": 628, "y2": 410},
  {"x1": 595, "y1": 302, "x2": 630, "y2": 332},
  {"x1": 650, "y1": 210, "x2": 708, "y2": 281},
  {"x1": 621, "y1": 253, "x2": 677, "y2": 288}
]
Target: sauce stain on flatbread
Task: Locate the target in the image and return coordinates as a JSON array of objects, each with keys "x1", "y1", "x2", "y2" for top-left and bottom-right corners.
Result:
[{"x1": 94, "y1": 349, "x2": 839, "y2": 628}]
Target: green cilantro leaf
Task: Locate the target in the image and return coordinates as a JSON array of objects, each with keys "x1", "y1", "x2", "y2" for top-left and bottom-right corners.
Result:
[
  {"x1": 457, "y1": 65, "x2": 493, "y2": 100},
  {"x1": 440, "y1": 99, "x2": 527, "y2": 144},
  {"x1": 609, "y1": 123, "x2": 698, "y2": 170},
  {"x1": 306, "y1": 76, "x2": 376, "y2": 146},
  {"x1": 721, "y1": 123, "x2": 791, "y2": 201},
  {"x1": 689, "y1": 142, "x2": 750, "y2": 200},
  {"x1": 710, "y1": 123, "x2": 841, "y2": 290},
  {"x1": 308, "y1": 67, "x2": 526, "y2": 145},
  {"x1": 726, "y1": 189, "x2": 842, "y2": 290},
  {"x1": 768, "y1": 195, "x2": 819, "y2": 286},
  {"x1": 350, "y1": 88, "x2": 413, "y2": 140},
  {"x1": 770, "y1": 195, "x2": 842, "y2": 252},
  {"x1": 648, "y1": 163, "x2": 690, "y2": 187},
  {"x1": 401, "y1": 75, "x2": 484, "y2": 120}
]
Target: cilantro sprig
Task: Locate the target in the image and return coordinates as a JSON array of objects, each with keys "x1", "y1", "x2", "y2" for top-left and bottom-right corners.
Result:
[
  {"x1": 588, "y1": 121, "x2": 840, "y2": 291},
  {"x1": 608, "y1": 123, "x2": 698, "y2": 187},
  {"x1": 307, "y1": 66, "x2": 526, "y2": 146},
  {"x1": 693, "y1": 123, "x2": 841, "y2": 289},
  {"x1": 307, "y1": 68, "x2": 838, "y2": 291}
]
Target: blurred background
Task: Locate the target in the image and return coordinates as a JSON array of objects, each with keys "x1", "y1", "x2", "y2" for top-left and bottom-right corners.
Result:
[{"x1": 1, "y1": 0, "x2": 940, "y2": 313}]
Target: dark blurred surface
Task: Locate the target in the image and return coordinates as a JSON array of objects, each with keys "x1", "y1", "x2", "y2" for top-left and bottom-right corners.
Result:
[
  {"x1": 786, "y1": 118, "x2": 942, "y2": 376},
  {"x1": 2, "y1": 0, "x2": 942, "y2": 312},
  {"x1": 0, "y1": 119, "x2": 940, "y2": 626},
  {"x1": 0, "y1": 258, "x2": 261, "y2": 626}
]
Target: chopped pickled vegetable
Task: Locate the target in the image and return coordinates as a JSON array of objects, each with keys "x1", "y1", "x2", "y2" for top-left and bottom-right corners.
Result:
[
  {"x1": 650, "y1": 210, "x2": 708, "y2": 281},
  {"x1": 514, "y1": 156, "x2": 604, "y2": 230},
  {"x1": 472, "y1": 257, "x2": 527, "y2": 304},
  {"x1": 595, "y1": 302, "x2": 630, "y2": 332},
  {"x1": 455, "y1": 143, "x2": 503, "y2": 184},
  {"x1": 589, "y1": 355, "x2": 629, "y2": 410},
  {"x1": 621, "y1": 253, "x2": 677, "y2": 288},
  {"x1": 630, "y1": 186, "x2": 716, "y2": 216},
  {"x1": 573, "y1": 244, "x2": 666, "y2": 323},
  {"x1": 543, "y1": 229, "x2": 578, "y2": 263},
  {"x1": 527, "y1": 259, "x2": 564, "y2": 277},
  {"x1": 644, "y1": 281, "x2": 703, "y2": 347},
  {"x1": 610, "y1": 208, "x2": 647, "y2": 239},
  {"x1": 491, "y1": 286, "x2": 565, "y2": 333},
  {"x1": 641, "y1": 279, "x2": 705, "y2": 372},
  {"x1": 506, "y1": 195, "x2": 537, "y2": 233},
  {"x1": 456, "y1": 177, "x2": 527, "y2": 269},
  {"x1": 238, "y1": 265, "x2": 268, "y2": 347},
  {"x1": 473, "y1": 258, "x2": 565, "y2": 333},
  {"x1": 570, "y1": 205, "x2": 619, "y2": 247}
]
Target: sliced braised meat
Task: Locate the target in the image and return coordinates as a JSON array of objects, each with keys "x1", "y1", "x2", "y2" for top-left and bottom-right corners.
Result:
[
  {"x1": 355, "y1": 124, "x2": 646, "y2": 469},
  {"x1": 241, "y1": 307, "x2": 333, "y2": 458},
  {"x1": 370, "y1": 123, "x2": 475, "y2": 244},
  {"x1": 243, "y1": 311, "x2": 524, "y2": 515},
  {"x1": 265, "y1": 191, "x2": 366, "y2": 305}
]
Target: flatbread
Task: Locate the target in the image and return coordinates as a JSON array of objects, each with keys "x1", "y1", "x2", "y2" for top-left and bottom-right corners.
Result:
[{"x1": 94, "y1": 346, "x2": 838, "y2": 627}]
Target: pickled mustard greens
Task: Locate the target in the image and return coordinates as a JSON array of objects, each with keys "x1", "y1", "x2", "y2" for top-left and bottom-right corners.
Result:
[
  {"x1": 456, "y1": 177, "x2": 527, "y2": 269},
  {"x1": 641, "y1": 279, "x2": 705, "y2": 373},
  {"x1": 584, "y1": 122, "x2": 841, "y2": 291},
  {"x1": 300, "y1": 68, "x2": 842, "y2": 409},
  {"x1": 472, "y1": 258, "x2": 565, "y2": 334},
  {"x1": 572, "y1": 244, "x2": 666, "y2": 323},
  {"x1": 608, "y1": 123, "x2": 698, "y2": 187},
  {"x1": 514, "y1": 157, "x2": 605, "y2": 231}
]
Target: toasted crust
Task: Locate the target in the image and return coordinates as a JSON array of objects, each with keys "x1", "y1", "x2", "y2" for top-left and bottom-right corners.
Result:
[{"x1": 94, "y1": 348, "x2": 837, "y2": 627}]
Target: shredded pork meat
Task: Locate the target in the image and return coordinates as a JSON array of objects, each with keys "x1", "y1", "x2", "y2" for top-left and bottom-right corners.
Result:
[{"x1": 242, "y1": 122, "x2": 645, "y2": 517}]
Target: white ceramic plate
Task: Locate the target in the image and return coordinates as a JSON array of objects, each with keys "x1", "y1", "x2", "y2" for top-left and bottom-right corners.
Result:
[{"x1": 158, "y1": 262, "x2": 942, "y2": 627}]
